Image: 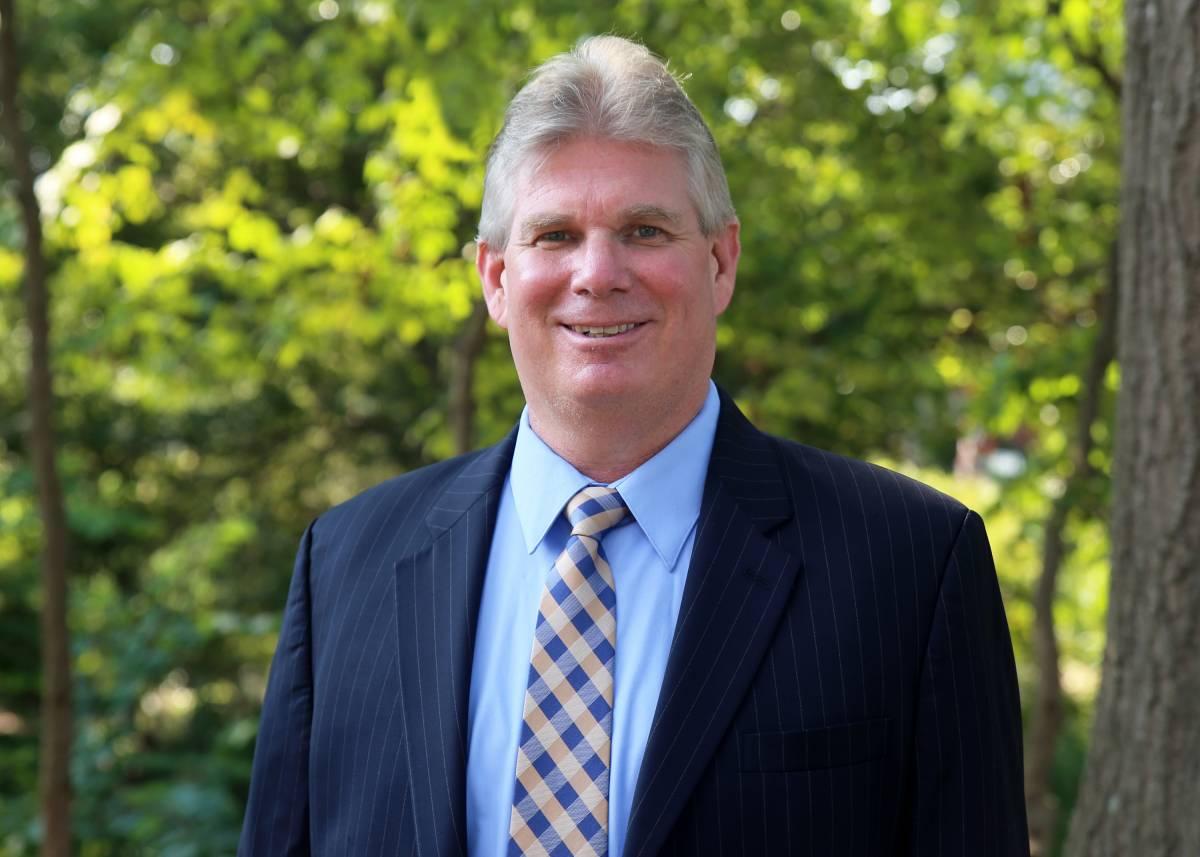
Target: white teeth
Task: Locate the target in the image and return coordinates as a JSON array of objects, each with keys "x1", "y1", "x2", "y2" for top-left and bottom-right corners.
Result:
[{"x1": 571, "y1": 323, "x2": 638, "y2": 337}]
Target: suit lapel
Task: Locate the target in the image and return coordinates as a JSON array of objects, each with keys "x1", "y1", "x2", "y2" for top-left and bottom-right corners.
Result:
[
  {"x1": 393, "y1": 430, "x2": 515, "y2": 857},
  {"x1": 624, "y1": 393, "x2": 801, "y2": 857}
]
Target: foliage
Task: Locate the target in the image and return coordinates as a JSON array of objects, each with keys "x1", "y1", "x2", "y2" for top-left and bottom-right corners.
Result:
[{"x1": 0, "y1": 0, "x2": 1119, "y2": 853}]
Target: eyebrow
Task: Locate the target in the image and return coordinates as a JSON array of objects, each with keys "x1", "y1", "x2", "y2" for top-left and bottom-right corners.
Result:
[
  {"x1": 515, "y1": 205, "x2": 687, "y2": 241},
  {"x1": 621, "y1": 204, "x2": 685, "y2": 225},
  {"x1": 516, "y1": 214, "x2": 572, "y2": 242}
]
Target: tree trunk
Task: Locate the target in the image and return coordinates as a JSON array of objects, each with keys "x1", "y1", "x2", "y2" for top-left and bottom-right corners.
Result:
[
  {"x1": 448, "y1": 298, "x2": 490, "y2": 455},
  {"x1": 1064, "y1": 0, "x2": 1200, "y2": 852},
  {"x1": 1025, "y1": 248, "x2": 1117, "y2": 856},
  {"x1": 0, "y1": 1, "x2": 73, "y2": 854}
]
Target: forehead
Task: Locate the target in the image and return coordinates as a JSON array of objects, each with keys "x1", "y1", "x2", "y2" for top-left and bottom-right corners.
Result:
[{"x1": 510, "y1": 137, "x2": 697, "y2": 228}]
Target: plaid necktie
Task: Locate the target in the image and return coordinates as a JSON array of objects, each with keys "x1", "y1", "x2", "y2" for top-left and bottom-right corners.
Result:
[{"x1": 508, "y1": 485, "x2": 631, "y2": 857}]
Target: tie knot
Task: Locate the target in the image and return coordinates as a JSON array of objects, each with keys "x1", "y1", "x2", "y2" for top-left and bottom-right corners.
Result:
[{"x1": 566, "y1": 485, "x2": 630, "y2": 539}]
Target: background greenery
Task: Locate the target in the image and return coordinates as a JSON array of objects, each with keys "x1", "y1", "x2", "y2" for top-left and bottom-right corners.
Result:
[{"x1": 1, "y1": 0, "x2": 1119, "y2": 853}]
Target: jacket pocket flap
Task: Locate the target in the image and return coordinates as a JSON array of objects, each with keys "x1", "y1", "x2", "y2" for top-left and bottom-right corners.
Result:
[{"x1": 740, "y1": 718, "x2": 889, "y2": 772}]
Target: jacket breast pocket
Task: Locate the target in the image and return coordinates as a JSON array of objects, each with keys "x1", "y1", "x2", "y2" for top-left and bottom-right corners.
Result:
[{"x1": 739, "y1": 718, "x2": 890, "y2": 772}]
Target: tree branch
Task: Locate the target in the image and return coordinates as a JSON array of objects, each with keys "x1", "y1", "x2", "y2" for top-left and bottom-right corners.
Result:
[
  {"x1": 1025, "y1": 241, "x2": 1117, "y2": 855},
  {"x1": 448, "y1": 298, "x2": 491, "y2": 456},
  {"x1": 0, "y1": 1, "x2": 74, "y2": 855},
  {"x1": 1047, "y1": 0, "x2": 1124, "y2": 98}
]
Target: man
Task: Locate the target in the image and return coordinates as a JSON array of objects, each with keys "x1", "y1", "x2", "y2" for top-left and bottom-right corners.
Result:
[{"x1": 240, "y1": 36, "x2": 1029, "y2": 857}]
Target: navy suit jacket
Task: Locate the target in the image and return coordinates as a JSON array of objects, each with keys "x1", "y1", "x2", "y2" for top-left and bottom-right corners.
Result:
[{"x1": 240, "y1": 391, "x2": 1029, "y2": 856}]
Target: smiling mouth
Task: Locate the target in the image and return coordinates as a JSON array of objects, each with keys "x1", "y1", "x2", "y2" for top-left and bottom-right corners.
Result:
[{"x1": 567, "y1": 322, "x2": 644, "y2": 338}]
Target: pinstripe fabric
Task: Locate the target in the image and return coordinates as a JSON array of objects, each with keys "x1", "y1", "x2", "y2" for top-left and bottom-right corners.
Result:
[
  {"x1": 240, "y1": 433, "x2": 516, "y2": 857},
  {"x1": 509, "y1": 486, "x2": 630, "y2": 857},
  {"x1": 622, "y1": 397, "x2": 1027, "y2": 857},
  {"x1": 239, "y1": 388, "x2": 1028, "y2": 857}
]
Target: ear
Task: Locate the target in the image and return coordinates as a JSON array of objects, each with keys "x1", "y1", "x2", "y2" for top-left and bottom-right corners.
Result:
[
  {"x1": 709, "y1": 220, "x2": 740, "y2": 316},
  {"x1": 476, "y1": 240, "x2": 509, "y2": 329}
]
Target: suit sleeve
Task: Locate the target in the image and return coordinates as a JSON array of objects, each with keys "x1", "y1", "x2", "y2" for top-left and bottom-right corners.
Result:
[
  {"x1": 239, "y1": 521, "x2": 316, "y2": 857},
  {"x1": 908, "y1": 510, "x2": 1030, "y2": 856}
]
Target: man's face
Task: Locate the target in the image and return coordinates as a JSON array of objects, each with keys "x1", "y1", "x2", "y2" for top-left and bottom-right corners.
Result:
[{"x1": 477, "y1": 137, "x2": 739, "y2": 426}]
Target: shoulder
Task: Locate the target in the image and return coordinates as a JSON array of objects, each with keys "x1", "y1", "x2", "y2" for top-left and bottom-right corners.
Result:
[
  {"x1": 768, "y1": 433, "x2": 971, "y2": 529},
  {"x1": 311, "y1": 445, "x2": 504, "y2": 545},
  {"x1": 711, "y1": 388, "x2": 971, "y2": 533},
  {"x1": 756, "y1": 433, "x2": 982, "y2": 589}
]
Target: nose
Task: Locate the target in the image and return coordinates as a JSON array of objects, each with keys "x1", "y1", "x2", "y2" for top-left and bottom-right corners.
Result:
[{"x1": 571, "y1": 234, "x2": 629, "y2": 297}]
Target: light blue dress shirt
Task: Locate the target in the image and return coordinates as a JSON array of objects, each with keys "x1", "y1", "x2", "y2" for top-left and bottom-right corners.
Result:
[{"x1": 466, "y1": 381, "x2": 720, "y2": 857}]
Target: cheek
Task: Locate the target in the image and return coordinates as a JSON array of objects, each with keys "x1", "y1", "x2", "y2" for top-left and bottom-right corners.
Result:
[
  {"x1": 636, "y1": 258, "x2": 693, "y2": 297},
  {"x1": 508, "y1": 264, "x2": 569, "y2": 315},
  {"x1": 646, "y1": 272, "x2": 714, "y2": 323}
]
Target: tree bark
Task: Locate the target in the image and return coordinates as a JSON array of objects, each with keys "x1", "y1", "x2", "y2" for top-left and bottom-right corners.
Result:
[
  {"x1": 448, "y1": 298, "x2": 490, "y2": 455},
  {"x1": 1026, "y1": 249, "x2": 1117, "y2": 856},
  {"x1": 1064, "y1": 0, "x2": 1200, "y2": 852},
  {"x1": 0, "y1": 1, "x2": 73, "y2": 854}
]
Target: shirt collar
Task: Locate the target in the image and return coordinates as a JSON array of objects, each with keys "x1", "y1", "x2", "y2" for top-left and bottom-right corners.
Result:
[{"x1": 509, "y1": 381, "x2": 720, "y2": 570}]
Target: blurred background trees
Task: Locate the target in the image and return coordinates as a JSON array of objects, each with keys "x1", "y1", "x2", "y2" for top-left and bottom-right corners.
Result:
[{"x1": 0, "y1": 0, "x2": 1157, "y2": 854}]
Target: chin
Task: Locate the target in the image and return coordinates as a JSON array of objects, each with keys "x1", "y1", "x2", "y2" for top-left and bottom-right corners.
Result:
[
  {"x1": 543, "y1": 377, "x2": 647, "y2": 415},
  {"x1": 566, "y1": 375, "x2": 694, "y2": 418}
]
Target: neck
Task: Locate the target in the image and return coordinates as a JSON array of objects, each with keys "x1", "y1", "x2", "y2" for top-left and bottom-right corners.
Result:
[{"x1": 527, "y1": 382, "x2": 710, "y2": 483}]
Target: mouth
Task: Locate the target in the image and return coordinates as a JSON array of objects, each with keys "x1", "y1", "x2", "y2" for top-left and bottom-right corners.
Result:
[{"x1": 565, "y1": 322, "x2": 646, "y2": 339}]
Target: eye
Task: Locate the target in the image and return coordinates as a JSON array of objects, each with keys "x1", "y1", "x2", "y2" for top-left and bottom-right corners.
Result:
[
  {"x1": 632, "y1": 225, "x2": 664, "y2": 240},
  {"x1": 535, "y1": 230, "x2": 570, "y2": 245}
]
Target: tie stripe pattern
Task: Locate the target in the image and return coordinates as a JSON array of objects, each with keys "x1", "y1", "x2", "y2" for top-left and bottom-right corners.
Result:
[{"x1": 509, "y1": 485, "x2": 631, "y2": 857}]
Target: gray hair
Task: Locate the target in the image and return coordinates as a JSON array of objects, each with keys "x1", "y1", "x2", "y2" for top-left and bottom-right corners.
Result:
[{"x1": 477, "y1": 35, "x2": 736, "y2": 249}]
